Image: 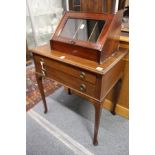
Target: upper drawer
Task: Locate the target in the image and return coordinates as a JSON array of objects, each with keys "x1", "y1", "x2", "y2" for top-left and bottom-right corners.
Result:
[{"x1": 33, "y1": 54, "x2": 96, "y2": 84}]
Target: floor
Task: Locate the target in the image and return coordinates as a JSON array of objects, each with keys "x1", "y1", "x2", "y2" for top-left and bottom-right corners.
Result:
[{"x1": 27, "y1": 87, "x2": 129, "y2": 155}]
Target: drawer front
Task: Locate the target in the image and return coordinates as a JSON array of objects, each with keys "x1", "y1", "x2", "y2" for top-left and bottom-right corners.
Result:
[
  {"x1": 46, "y1": 66, "x2": 96, "y2": 97},
  {"x1": 34, "y1": 55, "x2": 96, "y2": 84},
  {"x1": 33, "y1": 55, "x2": 97, "y2": 98}
]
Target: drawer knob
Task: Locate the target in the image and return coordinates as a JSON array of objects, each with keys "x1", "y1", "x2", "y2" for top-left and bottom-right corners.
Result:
[
  {"x1": 80, "y1": 84, "x2": 86, "y2": 92},
  {"x1": 80, "y1": 72, "x2": 85, "y2": 79}
]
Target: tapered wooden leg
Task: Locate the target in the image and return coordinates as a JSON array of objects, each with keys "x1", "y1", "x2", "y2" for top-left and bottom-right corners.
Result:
[
  {"x1": 68, "y1": 88, "x2": 72, "y2": 95},
  {"x1": 36, "y1": 74, "x2": 48, "y2": 113},
  {"x1": 111, "y1": 79, "x2": 122, "y2": 115},
  {"x1": 93, "y1": 103, "x2": 102, "y2": 146}
]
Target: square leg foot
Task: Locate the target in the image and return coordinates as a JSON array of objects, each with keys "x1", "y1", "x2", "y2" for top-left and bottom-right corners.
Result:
[
  {"x1": 93, "y1": 140, "x2": 98, "y2": 146},
  {"x1": 44, "y1": 109, "x2": 48, "y2": 114},
  {"x1": 111, "y1": 111, "x2": 116, "y2": 115}
]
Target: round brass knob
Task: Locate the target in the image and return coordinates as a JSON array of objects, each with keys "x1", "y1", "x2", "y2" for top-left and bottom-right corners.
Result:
[
  {"x1": 80, "y1": 72, "x2": 85, "y2": 79},
  {"x1": 80, "y1": 84, "x2": 86, "y2": 92}
]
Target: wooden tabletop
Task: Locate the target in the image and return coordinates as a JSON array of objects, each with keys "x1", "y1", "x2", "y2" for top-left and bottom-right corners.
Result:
[{"x1": 30, "y1": 43, "x2": 128, "y2": 75}]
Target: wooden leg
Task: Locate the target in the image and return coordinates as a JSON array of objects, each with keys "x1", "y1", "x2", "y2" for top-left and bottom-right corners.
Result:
[
  {"x1": 93, "y1": 103, "x2": 102, "y2": 146},
  {"x1": 111, "y1": 79, "x2": 122, "y2": 115},
  {"x1": 68, "y1": 88, "x2": 72, "y2": 95},
  {"x1": 36, "y1": 74, "x2": 48, "y2": 113}
]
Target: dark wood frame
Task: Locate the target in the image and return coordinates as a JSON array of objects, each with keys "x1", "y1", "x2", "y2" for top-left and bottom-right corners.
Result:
[
  {"x1": 52, "y1": 12, "x2": 112, "y2": 50},
  {"x1": 69, "y1": 0, "x2": 127, "y2": 13}
]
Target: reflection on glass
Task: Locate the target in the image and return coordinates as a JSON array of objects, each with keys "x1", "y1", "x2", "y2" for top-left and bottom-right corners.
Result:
[{"x1": 59, "y1": 18, "x2": 105, "y2": 43}]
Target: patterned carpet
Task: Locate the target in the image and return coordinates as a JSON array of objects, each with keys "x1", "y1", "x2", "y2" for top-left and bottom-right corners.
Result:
[{"x1": 26, "y1": 66, "x2": 61, "y2": 111}]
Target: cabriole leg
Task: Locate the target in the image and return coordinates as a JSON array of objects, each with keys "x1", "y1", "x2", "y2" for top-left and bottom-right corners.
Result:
[{"x1": 93, "y1": 103, "x2": 102, "y2": 146}]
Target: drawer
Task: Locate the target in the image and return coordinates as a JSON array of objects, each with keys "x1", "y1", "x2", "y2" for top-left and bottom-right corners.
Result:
[
  {"x1": 40, "y1": 65, "x2": 96, "y2": 98},
  {"x1": 34, "y1": 54, "x2": 96, "y2": 84},
  {"x1": 33, "y1": 55, "x2": 97, "y2": 98}
]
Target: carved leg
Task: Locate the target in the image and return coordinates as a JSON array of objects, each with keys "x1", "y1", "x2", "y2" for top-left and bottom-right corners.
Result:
[
  {"x1": 93, "y1": 103, "x2": 102, "y2": 146},
  {"x1": 68, "y1": 88, "x2": 72, "y2": 95},
  {"x1": 111, "y1": 79, "x2": 122, "y2": 115},
  {"x1": 36, "y1": 74, "x2": 48, "y2": 113}
]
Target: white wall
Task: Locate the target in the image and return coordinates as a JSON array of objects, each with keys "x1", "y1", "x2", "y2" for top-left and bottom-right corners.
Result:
[{"x1": 26, "y1": 0, "x2": 64, "y2": 48}]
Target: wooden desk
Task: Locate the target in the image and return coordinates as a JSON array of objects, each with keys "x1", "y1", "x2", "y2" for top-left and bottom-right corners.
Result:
[{"x1": 31, "y1": 44, "x2": 127, "y2": 145}]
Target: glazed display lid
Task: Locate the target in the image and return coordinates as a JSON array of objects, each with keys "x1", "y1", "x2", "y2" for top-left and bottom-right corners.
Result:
[
  {"x1": 59, "y1": 18, "x2": 106, "y2": 43},
  {"x1": 51, "y1": 11, "x2": 114, "y2": 51}
]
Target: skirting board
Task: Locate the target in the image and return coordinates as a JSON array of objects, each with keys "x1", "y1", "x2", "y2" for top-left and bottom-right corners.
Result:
[
  {"x1": 64, "y1": 87, "x2": 129, "y2": 119},
  {"x1": 103, "y1": 99, "x2": 129, "y2": 119}
]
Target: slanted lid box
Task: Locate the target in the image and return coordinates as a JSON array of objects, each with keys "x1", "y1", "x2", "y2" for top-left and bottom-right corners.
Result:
[{"x1": 50, "y1": 11, "x2": 124, "y2": 64}]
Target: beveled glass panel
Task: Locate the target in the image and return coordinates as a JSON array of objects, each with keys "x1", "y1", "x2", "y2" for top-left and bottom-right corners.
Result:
[{"x1": 59, "y1": 18, "x2": 105, "y2": 43}]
